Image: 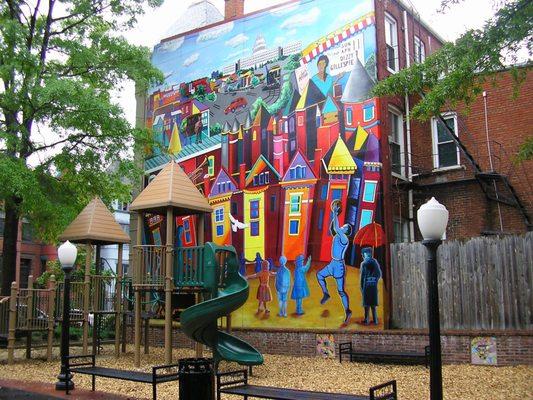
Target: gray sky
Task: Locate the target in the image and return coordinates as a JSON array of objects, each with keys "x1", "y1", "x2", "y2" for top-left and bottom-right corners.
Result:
[{"x1": 117, "y1": 0, "x2": 498, "y2": 124}]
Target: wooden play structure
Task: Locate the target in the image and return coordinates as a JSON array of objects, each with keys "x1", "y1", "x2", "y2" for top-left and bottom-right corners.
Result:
[{"x1": 2, "y1": 197, "x2": 130, "y2": 363}]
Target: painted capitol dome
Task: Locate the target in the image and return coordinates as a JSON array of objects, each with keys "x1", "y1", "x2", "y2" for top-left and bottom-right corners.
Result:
[{"x1": 164, "y1": 0, "x2": 223, "y2": 37}]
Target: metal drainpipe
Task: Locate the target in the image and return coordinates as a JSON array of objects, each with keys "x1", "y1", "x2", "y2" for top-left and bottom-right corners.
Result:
[{"x1": 403, "y1": 10, "x2": 415, "y2": 241}]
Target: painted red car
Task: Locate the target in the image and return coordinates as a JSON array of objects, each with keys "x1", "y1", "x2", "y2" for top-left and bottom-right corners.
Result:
[{"x1": 224, "y1": 97, "x2": 248, "y2": 114}]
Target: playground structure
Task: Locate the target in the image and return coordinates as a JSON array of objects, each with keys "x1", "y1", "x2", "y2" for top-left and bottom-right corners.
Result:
[
  {"x1": 128, "y1": 160, "x2": 263, "y2": 368},
  {"x1": 1, "y1": 161, "x2": 264, "y2": 373}
]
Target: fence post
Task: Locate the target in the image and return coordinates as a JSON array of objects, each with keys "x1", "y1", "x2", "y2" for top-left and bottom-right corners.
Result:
[
  {"x1": 26, "y1": 275, "x2": 33, "y2": 360},
  {"x1": 82, "y1": 243, "x2": 91, "y2": 355},
  {"x1": 115, "y1": 244, "x2": 123, "y2": 358},
  {"x1": 7, "y1": 282, "x2": 18, "y2": 364},
  {"x1": 47, "y1": 275, "x2": 57, "y2": 362}
]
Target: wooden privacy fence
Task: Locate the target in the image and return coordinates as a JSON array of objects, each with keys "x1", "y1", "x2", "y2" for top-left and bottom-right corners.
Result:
[{"x1": 391, "y1": 232, "x2": 533, "y2": 330}]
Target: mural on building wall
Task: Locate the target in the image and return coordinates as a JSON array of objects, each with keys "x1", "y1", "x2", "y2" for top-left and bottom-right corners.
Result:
[{"x1": 145, "y1": 0, "x2": 386, "y2": 330}]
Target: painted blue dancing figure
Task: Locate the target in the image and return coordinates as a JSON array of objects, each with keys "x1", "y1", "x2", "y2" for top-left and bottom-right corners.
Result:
[
  {"x1": 316, "y1": 201, "x2": 353, "y2": 324},
  {"x1": 238, "y1": 253, "x2": 247, "y2": 276},
  {"x1": 291, "y1": 254, "x2": 311, "y2": 315},
  {"x1": 275, "y1": 256, "x2": 291, "y2": 317},
  {"x1": 253, "y1": 252, "x2": 263, "y2": 273},
  {"x1": 360, "y1": 247, "x2": 382, "y2": 325}
]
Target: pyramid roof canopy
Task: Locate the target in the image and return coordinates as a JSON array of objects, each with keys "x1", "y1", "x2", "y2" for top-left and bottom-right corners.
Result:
[
  {"x1": 245, "y1": 155, "x2": 281, "y2": 187},
  {"x1": 130, "y1": 160, "x2": 212, "y2": 215},
  {"x1": 282, "y1": 150, "x2": 317, "y2": 182},
  {"x1": 323, "y1": 137, "x2": 357, "y2": 174},
  {"x1": 341, "y1": 59, "x2": 375, "y2": 103},
  {"x1": 322, "y1": 96, "x2": 339, "y2": 114},
  {"x1": 59, "y1": 197, "x2": 130, "y2": 244}
]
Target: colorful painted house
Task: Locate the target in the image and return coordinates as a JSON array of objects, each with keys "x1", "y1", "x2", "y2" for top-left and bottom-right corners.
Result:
[
  {"x1": 310, "y1": 137, "x2": 357, "y2": 261},
  {"x1": 208, "y1": 168, "x2": 240, "y2": 246},
  {"x1": 243, "y1": 155, "x2": 281, "y2": 260},
  {"x1": 280, "y1": 150, "x2": 317, "y2": 260}
]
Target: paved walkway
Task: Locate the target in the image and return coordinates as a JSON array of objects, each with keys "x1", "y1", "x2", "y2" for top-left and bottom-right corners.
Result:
[{"x1": 0, "y1": 379, "x2": 136, "y2": 399}]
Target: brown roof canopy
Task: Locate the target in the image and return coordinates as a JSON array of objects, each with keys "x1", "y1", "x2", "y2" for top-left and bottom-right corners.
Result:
[
  {"x1": 59, "y1": 197, "x2": 130, "y2": 244},
  {"x1": 130, "y1": 160, "x2": 212, "y2": 215}
]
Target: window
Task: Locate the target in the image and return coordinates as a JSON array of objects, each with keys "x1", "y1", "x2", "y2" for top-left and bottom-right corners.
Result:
[
  {"x1": 432, "y1": 113, "x2": 460, "y2": 169},
  {"x1": 250, "y1": 200, "x2": 260, "y2": 219},
  {"x1": 389, "y1": 108, "x2": 404, "y2": 176},
  {"x1": 394, "y1": 218, "x2": 410, "y2": 243},
  {"x1": 363, "y1": 105, "x2": 374, "y2": 122},
  {"x1": 289, "y1": 220, "x2": 300, "y2": 235},
  {"x1": 231, "y1": 202, "x2": 238, "y2": 215},
  {"x1": 298, "y1": 116, "x2": 304, "y2": 126},
  {"x1": 183, "y1": 219, "x2": 192, "y2": 244},
  {"x1": 318, "y1": 209, "x2": 324, "y2": 230},
  {"x1": 289, "y1": 194, "x2": 302, "y2": 215},
  {"x1": 360, "y1": 209, "x2": 373, "y2": 228},
  {"x1": 253, "y1": 130, "x2": 257, "y2": 141},
  {"x1": 362, "y1": 181, "x2": 378, "y2": 203},
  {"x1": 207, "y1": 156, "x2": 215, "y2": 176},
  {"x1": 215, "y1": 208, "x2": 224, "y2": 223},
  {"x1": 270, "y1": 195, "x2": 276, "y2": 212},
  {"x1": 414, "y1": 36, "x2": 426, "y2": 64},
  {"x1": 250, "y1": 221, "x2": 259, "y2": 236},
  {"x1": 320, "y1": 185, "x2": 328, "y2": 200},
  {"x1": 261, "y1": 128, "x2": 267, "y2": 140},
  {"x1": 385, "y1": 13, "x2": 398, "y2": 72},
  {"x1": 216, "y1": 224, "x2": 224, "y2": 236},
  {"x1": 345, "y1": 108, "x2": 353, "y2": 125}
]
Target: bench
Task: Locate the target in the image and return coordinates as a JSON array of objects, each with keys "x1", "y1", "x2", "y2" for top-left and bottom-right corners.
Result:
[
  {"x1": 67, "y1": 354, "x2": 180, "y2": 400},
  {"x1": 216, "y1": 369, "x2": 397, "y2": 400},
  {"x1": 339, "y1": 342, "x2": 430, "y2": 367}
]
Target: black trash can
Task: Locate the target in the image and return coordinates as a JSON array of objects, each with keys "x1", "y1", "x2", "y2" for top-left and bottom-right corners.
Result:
[{"x1": 178, "y1": 358, "x2": 214, "y2": 400}]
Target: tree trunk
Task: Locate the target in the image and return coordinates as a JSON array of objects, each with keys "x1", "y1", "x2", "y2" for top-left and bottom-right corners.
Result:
[{"x1": 1, "y1": 197, "x2": 21, "y2": 295}]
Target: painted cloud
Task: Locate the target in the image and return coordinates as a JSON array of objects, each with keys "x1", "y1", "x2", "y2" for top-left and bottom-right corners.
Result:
[
  {"x1": 183, "y1": 53, "x2": 200, "y2": 67},
  {"x1": 280, "y1": 6, "x2": 320, "y2": 30},
  {"x1": 225, "y1": 33, "x2": 249, "y2": 48},
  {"x1": 156, "y1": 36, "x2": 185, "y2": 53}
]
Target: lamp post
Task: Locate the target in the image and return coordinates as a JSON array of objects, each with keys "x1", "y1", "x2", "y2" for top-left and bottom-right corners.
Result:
[
  {"x1": 417, "y1": 197, "x2": 448, "y2": 400},
  {"x1": 55, "y1": 241, "x2": 78, "y2": 391}
]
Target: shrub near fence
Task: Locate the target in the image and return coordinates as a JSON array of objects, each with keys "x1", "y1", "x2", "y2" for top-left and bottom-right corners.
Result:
[{"x1": 391, "y1": 232, "x2": 533, "y2": 330}]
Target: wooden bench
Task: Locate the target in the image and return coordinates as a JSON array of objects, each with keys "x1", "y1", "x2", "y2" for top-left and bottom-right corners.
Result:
[
  {"x1": 339, "y1": 342, "x2": 430, "y2": 367},
  {"x1": 68, "y1": 354, "x2": 180, "y2": 399},
  {"x1": 216, "y1": 369, "x2": 397, "y2": 400}
]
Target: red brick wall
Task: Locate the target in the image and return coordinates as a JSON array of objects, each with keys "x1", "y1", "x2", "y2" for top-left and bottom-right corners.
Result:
[
  {"x1": 127, "y1": 326, "x2": 533, "y2": 365},
  {"x1": 409, "y1": 68, "x2": 533, "y2": 238},
  {"x1": 224, "y1": 0, "x2": 245, "y2": 20}
]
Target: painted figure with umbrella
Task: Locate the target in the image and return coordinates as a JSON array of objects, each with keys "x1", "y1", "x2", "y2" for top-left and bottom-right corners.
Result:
[{"x1": 353, "y1": 223, "x2": 384, "y2": 325}]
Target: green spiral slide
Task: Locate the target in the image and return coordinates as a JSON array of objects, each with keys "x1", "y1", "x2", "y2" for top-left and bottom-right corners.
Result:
[{"x1": 180, "y1": 243, "x2": 264, "y2": 367}]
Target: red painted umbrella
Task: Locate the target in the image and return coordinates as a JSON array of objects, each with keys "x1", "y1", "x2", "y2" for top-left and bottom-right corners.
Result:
[{"x1": 353, "y1": 222, "x2": 385, "y2": 248}]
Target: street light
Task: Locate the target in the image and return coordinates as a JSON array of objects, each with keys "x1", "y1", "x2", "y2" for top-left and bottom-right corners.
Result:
[
  {"x1": 55, "y1": 240, "x2": 78, "y2": 391},
  {"x1": 417, "y1": 197, "x2": 448, "y2": 400}
]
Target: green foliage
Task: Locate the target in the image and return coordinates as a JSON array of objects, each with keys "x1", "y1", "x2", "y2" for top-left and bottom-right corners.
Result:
[
  {"x1": 209, "y1": 123, "x2": 223, "y2": 136},
  {"x1": 251, "y1": 76, "x2": 260, "y2": 87},
  {"x1": 0, "y1": 0, "x2": 164, "y2": 250},
  {"x1": 267, "y1": 80, "x2": 293, "y2": 115},
  {"x1": 284, "y1": 54, "x2": 301, "y2": 71},
  {"x1": 372, "y1": 0, "x2": 532, "y2": 121},
  {"x1": 205, "y1": 92, "x2": 217, "y2": 102},
  {"x1": 516, "y1": 135, "x2": 533, "y2": 161}
]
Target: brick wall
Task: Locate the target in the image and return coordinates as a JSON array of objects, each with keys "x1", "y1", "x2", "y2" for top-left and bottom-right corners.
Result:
[
  {"x1": 126, "y1": 326, "x2": 532, "y2": 366},
  {"x1": 224, "y1": 0, "x2": 244, "y2": 20}
]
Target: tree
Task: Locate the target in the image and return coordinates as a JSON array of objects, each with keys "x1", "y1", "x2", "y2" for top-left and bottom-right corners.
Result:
[
  {"x1": 372, "y1": 0, "x2": 532, "y2": 157},
  {"x1": 0, "y1": 1, "x2": 163, "y2": 295}
]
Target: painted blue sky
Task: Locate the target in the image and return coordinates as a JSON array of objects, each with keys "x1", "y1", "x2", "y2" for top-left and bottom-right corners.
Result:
[{"x1": 150, "y1": 0, "x2": 375, "y2": 92}]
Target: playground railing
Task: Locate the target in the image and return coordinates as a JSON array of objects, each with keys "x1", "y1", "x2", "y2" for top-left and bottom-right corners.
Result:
[
  {"x1": 16, "y1": 288, "x2": 52, "y2": 331},
  {"x1": 55, "y1": 281, "x2": 85, "y2": 323},
  {"x1": 133, "y1": 245, "x2": 166, "y2": 288},
  {"x1": 174, "y1": 246, "x2": 205, "y2": 288},
  {"x1": 90, "y1": 275, "x2": 116, "y2": 313},
  {"x1": 0, "y1": 296, "x2": 9, "y2": 337}
]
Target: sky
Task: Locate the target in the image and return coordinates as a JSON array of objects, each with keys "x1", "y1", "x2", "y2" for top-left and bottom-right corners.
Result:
[{"x1": 116, "y1": 0, "x2": 499, "y2": 124}]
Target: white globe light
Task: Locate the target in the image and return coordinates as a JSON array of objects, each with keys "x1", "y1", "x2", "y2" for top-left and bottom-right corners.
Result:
[
  {"x1": 417, "y1": 197, "x2": 449, "y2": 240},
  {"x1": 58, "y1": 241, "x2": 78, "y2": 269}
]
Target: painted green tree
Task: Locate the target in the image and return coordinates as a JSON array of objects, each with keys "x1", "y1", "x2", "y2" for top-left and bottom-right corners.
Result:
[
  {"x1": 0, "y1": 1, "x2": 163, "y2": 295},
  {"x1": 372, "y1": 0, "x2": 532, "y2": 158}
]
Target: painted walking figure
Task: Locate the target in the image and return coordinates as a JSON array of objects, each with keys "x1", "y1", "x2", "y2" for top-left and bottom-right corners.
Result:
[
  {"x1": 247, "y1": 259, "x2": 275, "y2": 314},
  {"x1": 316, "y1": 200, "x2": 353, "y2": 324},
  {"x1": 360, "y1": 247, "x2": 382, "y2": 325},
  {"x1": 274, "y1": 256, "x2": 291, "y2": 317},
  {"x1": 291, "y1": 254, "x2": 311, "y2": 315}
]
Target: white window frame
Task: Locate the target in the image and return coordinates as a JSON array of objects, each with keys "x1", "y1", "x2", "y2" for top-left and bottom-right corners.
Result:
[
  {"x1": 388, "y1": 106, "x2": 405, "y2": 178},
  {"x1": 215, "y1": 207, "x2": 224, "y2": 223},
  {"x1": 384, "y1": 13, "x2": 398, "y2": 73},
  {"x1": 414, "y1": 35, "x2": 426, "y2": 64},
  {"x1": 345, "y1": 108, "x2": 353, "y2": 125},
  {"x1": 288, "y1": 193, "x2": 302, "y2": 216},
  {"x1": 360, "y1": 209, "x2": 373, "y2": 228},
  {"x1": 362, "y1": 180, "x2": 378, "y2": 203},
  {"x1": 432, "y1": 112, "x2": 461, "y2": 170}
]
